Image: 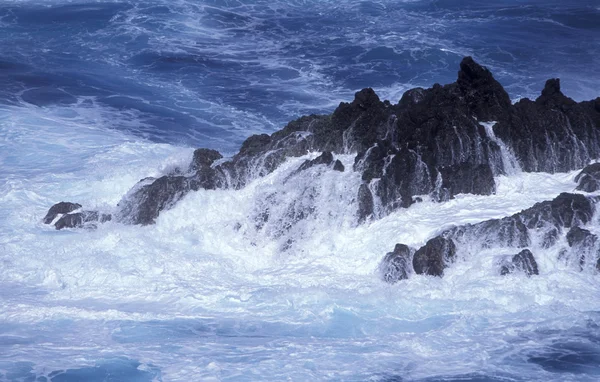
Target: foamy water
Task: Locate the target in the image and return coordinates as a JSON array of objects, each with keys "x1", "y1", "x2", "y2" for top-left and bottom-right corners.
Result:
[
  {"x1": 1, "y1": 0, "x2": 600, "y2": 380},
  {"x1": 2, "y1": 104, "x2": 600, "y2": 381}
]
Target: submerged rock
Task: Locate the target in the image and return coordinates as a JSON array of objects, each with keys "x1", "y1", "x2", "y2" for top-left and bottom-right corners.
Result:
[
  {"x1": 500, "y1": 249, "x2": 539, "y2": 276},
  {"x1": 54, "y1": 211, "x2": 112, "y2": 230},
  {"x1": 566, "y1": 226, "x2": 599, "y2": 269},
  {"x1": 43, "y1": 202, "x2": 81, "y2": 224},
  {"x1": 575, "y1": 163, "x2": 600, "y2": 192},
  {"x1": 413, "y1": 237, "x2": 456, "y2": 277},
  {"x1": 379, "y1": 244, "x2": 413, "y2": 283}
]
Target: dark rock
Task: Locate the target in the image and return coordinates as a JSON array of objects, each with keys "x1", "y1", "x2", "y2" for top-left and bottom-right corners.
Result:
[
  {"x1": 296, "y1": 151, "x2": 334, "y2": 173},
  {"x1": 520, "y1": 193, "x2": 594, "y2": 230},
  {"x1": 413, "y1": 237, "x2": 456, "y2": 277},
  {"x1": 439, "y1": 163, "x2": 496, "y2": 197},
  {"x1": 357, "y1": 184, "x2": 374, "y2": 222},
  {"x1": 575, "y1": 163, "x2": 600, "y2": 192},
  {"x1": 331, "y1": 88, "x2": 387, "y2": 153},
  {"x1": 493, "y1": 78, "x2": 600, "y2": 173},
  {"x1": 117, "y1": 175, "x2": 191, "y2": 225},
  {"x1": 43, "y1": 202, "x2": 81, "y2": 224},
  {"x1": 567, "y1": 226, "x2": 597, "y2": 248},
  {"x1": 189, "y1": 148, "x2": 222, "y2": 171},
  {"x1": 48, "y1": 57, "x2": 600, "y2": 228},
  {"x1": 566, "y1": 226, "x2": 598, "y2": 268},
  {"x1": 333, "y1": 159, "x2": 345, "y2": 172},
  {"x1": 388, "y1": 193, "x2": 593, "y2": 277},
  {"x1": 54, "y1": 211, "x2": 111, "y2": 230},
  {"x1": 500, "y1": 249, "x2": 539, "y2": 276},
  {"x1": 541, "y1": 227, "x2": 559, "y2": 249},
  {"x1": 456, "y1": 56, "x2": 512, "y2": 121},
  {"x1": 379, "y1": 244, "x2": 413, "y2": 283}
]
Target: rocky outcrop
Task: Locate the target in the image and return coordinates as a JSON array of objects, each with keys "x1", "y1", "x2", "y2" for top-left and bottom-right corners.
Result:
[
  {"x1": 500, "y1": 249, "x2": 539, "y2": 276},
  {"x1": 493, "y1": 79, "x2": 600, "y2": 173},
  {"x1": 45, "y1": 56, "x2": 600, "y2": 229},
  {"x1": 54, "y1": 211, "x2": 112, "y2": 230},
  {"x1": 43, "y1": 202, "x2": 82, "y2": 224},
  {"x1": 575, "y1": 163, "x2": 600, "y2": 192},
  {"x1": 413, "y1": 237, "x2": 457, "y2": 277},
  {"x1": 379, "y1": 244, "x2": 414, "y2": 283},
  {"x1": 387, "y1": 193, "x2": 596, "y2": 279},
  {"x1": 293, "y1": 151, "x2": 344, "y2": 176},
  {"x1": 565, "y1": 226, "x2": 599, "y2": 269},
  {"x1": 43, "y1": 202, "x2": 111, "y2": 230}
]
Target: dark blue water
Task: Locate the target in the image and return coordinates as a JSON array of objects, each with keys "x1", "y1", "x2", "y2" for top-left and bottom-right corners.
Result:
[
  {"x1": 2, "y1": 1, "x2": 600, "y2": 381},
  {"x1": 1, "y1": 0, "x2": 599, "y2": 151}
]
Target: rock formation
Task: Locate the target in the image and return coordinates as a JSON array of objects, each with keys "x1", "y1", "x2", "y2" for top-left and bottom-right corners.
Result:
[
  {"x1": 43, "y1": 53, "x2": 600, "y2": 284},
  {"x1": 382, "y1": 193, "x2": 598, "y2": 280},
  {"x1": 500, "y1": 249, "x2": 539, "y2": 276},
  {"x1": 575, "y1": 163, "x2": 600, "y2": 192}
]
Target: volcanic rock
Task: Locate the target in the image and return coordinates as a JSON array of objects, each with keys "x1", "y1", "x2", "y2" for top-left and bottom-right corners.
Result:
[
  {"x1": 379, "y1": 244, "x2": 413, "y2": 283},
  {"x1": 413, "y1": 237, "x2": 457, "y2": 277},
  {"x1": 43, "y1": 202, "x2": 82, "y2": 224},
  {"x1": 500, "y1": 249, "x2": 539, "y2": 276},
  {"x1": 575, "y1": 163, "x2": 600, "y2": 192}
]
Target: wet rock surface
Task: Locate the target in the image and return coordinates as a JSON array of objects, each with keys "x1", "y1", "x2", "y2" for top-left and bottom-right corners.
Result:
[
  {"x1": 392, "y1": 193, "x2": 597, "y2": 278},
  {"x1": 45, "y1": 57, "x2": 600, "y2": 231},
  {"x1": 413, "y1": 237, "x2": 457, "y2": 277},
  {"x1": 53, "y1": 211, "x2": 112, "y2": 230},
  {"x1": 43, "y1": 202, "x2": 82, "y2": 224},
  {"x1": 575, "y1": 163, "x2": 600, "y2": 192},
  {"x1": 379, "y1": 244, "x2": 414, "y2": 283},
  {"x1": 500, "y1": 249, "x2": 539, "y2": 276}
]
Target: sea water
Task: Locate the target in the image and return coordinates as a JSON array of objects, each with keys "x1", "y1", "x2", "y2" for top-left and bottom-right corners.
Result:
[{"x1": 1, "y1": 1, "x2": 600, "y2": 381}]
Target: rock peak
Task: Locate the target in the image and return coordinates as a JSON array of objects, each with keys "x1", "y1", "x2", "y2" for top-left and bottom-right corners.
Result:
[
  {"x1": 458, "y1": 56, "x2": 493, "y2": 83},
  {"x1": 456, "y1": 56, "x2": 511, "y2": 120},
  {"x1": 351, "y1": 88, "x2": 381, "y2": 110}
]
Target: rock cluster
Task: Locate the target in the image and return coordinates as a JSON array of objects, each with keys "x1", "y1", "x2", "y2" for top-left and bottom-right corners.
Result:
[{"x1": 41, "y1": 56, "x2": 600, "y2": 279}]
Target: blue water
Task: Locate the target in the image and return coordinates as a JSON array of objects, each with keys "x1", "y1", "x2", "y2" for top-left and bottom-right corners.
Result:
[
  {"x1": 1, "y1": 0, "x2": 599, "y2": 150},
  {"x1": 1, "y1": 1, "x2": 600, "y2": 381}
]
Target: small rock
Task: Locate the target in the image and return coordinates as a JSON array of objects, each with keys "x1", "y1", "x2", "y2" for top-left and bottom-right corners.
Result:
[
  {"x1": 500, "y1": 249, "x2": 539, "y2": 276},
  {"x1": 43, "y1": 202, "x2": 82, "y2": 224},
  {"x1": 379, "y1": 244, "x2": 413, "y2": 283},
  {"x1": 413, "y1": 237, "x2": 456, "y2": 277}
]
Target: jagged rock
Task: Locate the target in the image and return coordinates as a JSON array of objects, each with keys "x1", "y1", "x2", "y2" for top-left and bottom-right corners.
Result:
[
  {"x1": 439, "y1": 163, "x2": 496, "y2": 198},
  {"x1": 541, "y1": 227, "x2": 559, "y2": 249},
  {"x1": 500, "y1": 249, "x2": 539, "y2": 276},
  {"x1": 189, "y1": 148, "x2": 222, "y2": 171},
  {"x1": 379, "y1": 244, "x2": 413, "y2": 283},
  {"x1": 566, "y1": 226, "x2": 598, "y2": 268},
  {"x1": 456, "y1": 56, "x2": 512, "y2": 121},
  {"x1": 493, "y1": 79, "x2": 600, "y2": 173},
  {"x1": 43, "y1": 202, "x2": 81, "y2": 224},
  {"x1": 117, "y1": 176, "x2": 192, "y2": 225},
  {"x1": 567, "y1": 226, "x2": 597, "y2": 247},
  {"x1": 448, "y1": 193, "x2": 591, "y2": 250},
  {"x1": 413, "y1": 237, "x2": 456, "y2": 277},
  {"x1": 54, "y1": 211, "x2": 111, "y2": 230},
  {"x1": 296, "y1": 151, "x2": 334, "y2": 173},
  {"x1": 519, "y1": 193, "x2": 594, "y2": 230},
  {"x1": 382, "y1": 193, "x2": 593, "y2": 278},
  {"x1": 451, "y1": 216, "x2": 530, "y2": 249},
  {"x1": 47, "y1": 57, "x2": 600, "y2": 227},
  {"x1": 333, "y1": 160, "x2": 344, "y2": 172},
  {"x1": 357, "y1": 184, "x2": 374, "y2": 222},
  {"x1": 575, "y1": 163, "x2": 600, "y2": 192}
]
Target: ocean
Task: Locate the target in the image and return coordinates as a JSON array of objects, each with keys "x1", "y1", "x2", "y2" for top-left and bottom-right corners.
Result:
[{"x1": 1, "y1": 1, "x2": 600, "y2": 381}]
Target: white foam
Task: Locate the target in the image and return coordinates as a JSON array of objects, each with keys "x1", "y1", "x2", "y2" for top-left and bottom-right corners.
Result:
[{"x1": 3, "y1": 99, "x2": 600, "y2": 380}]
